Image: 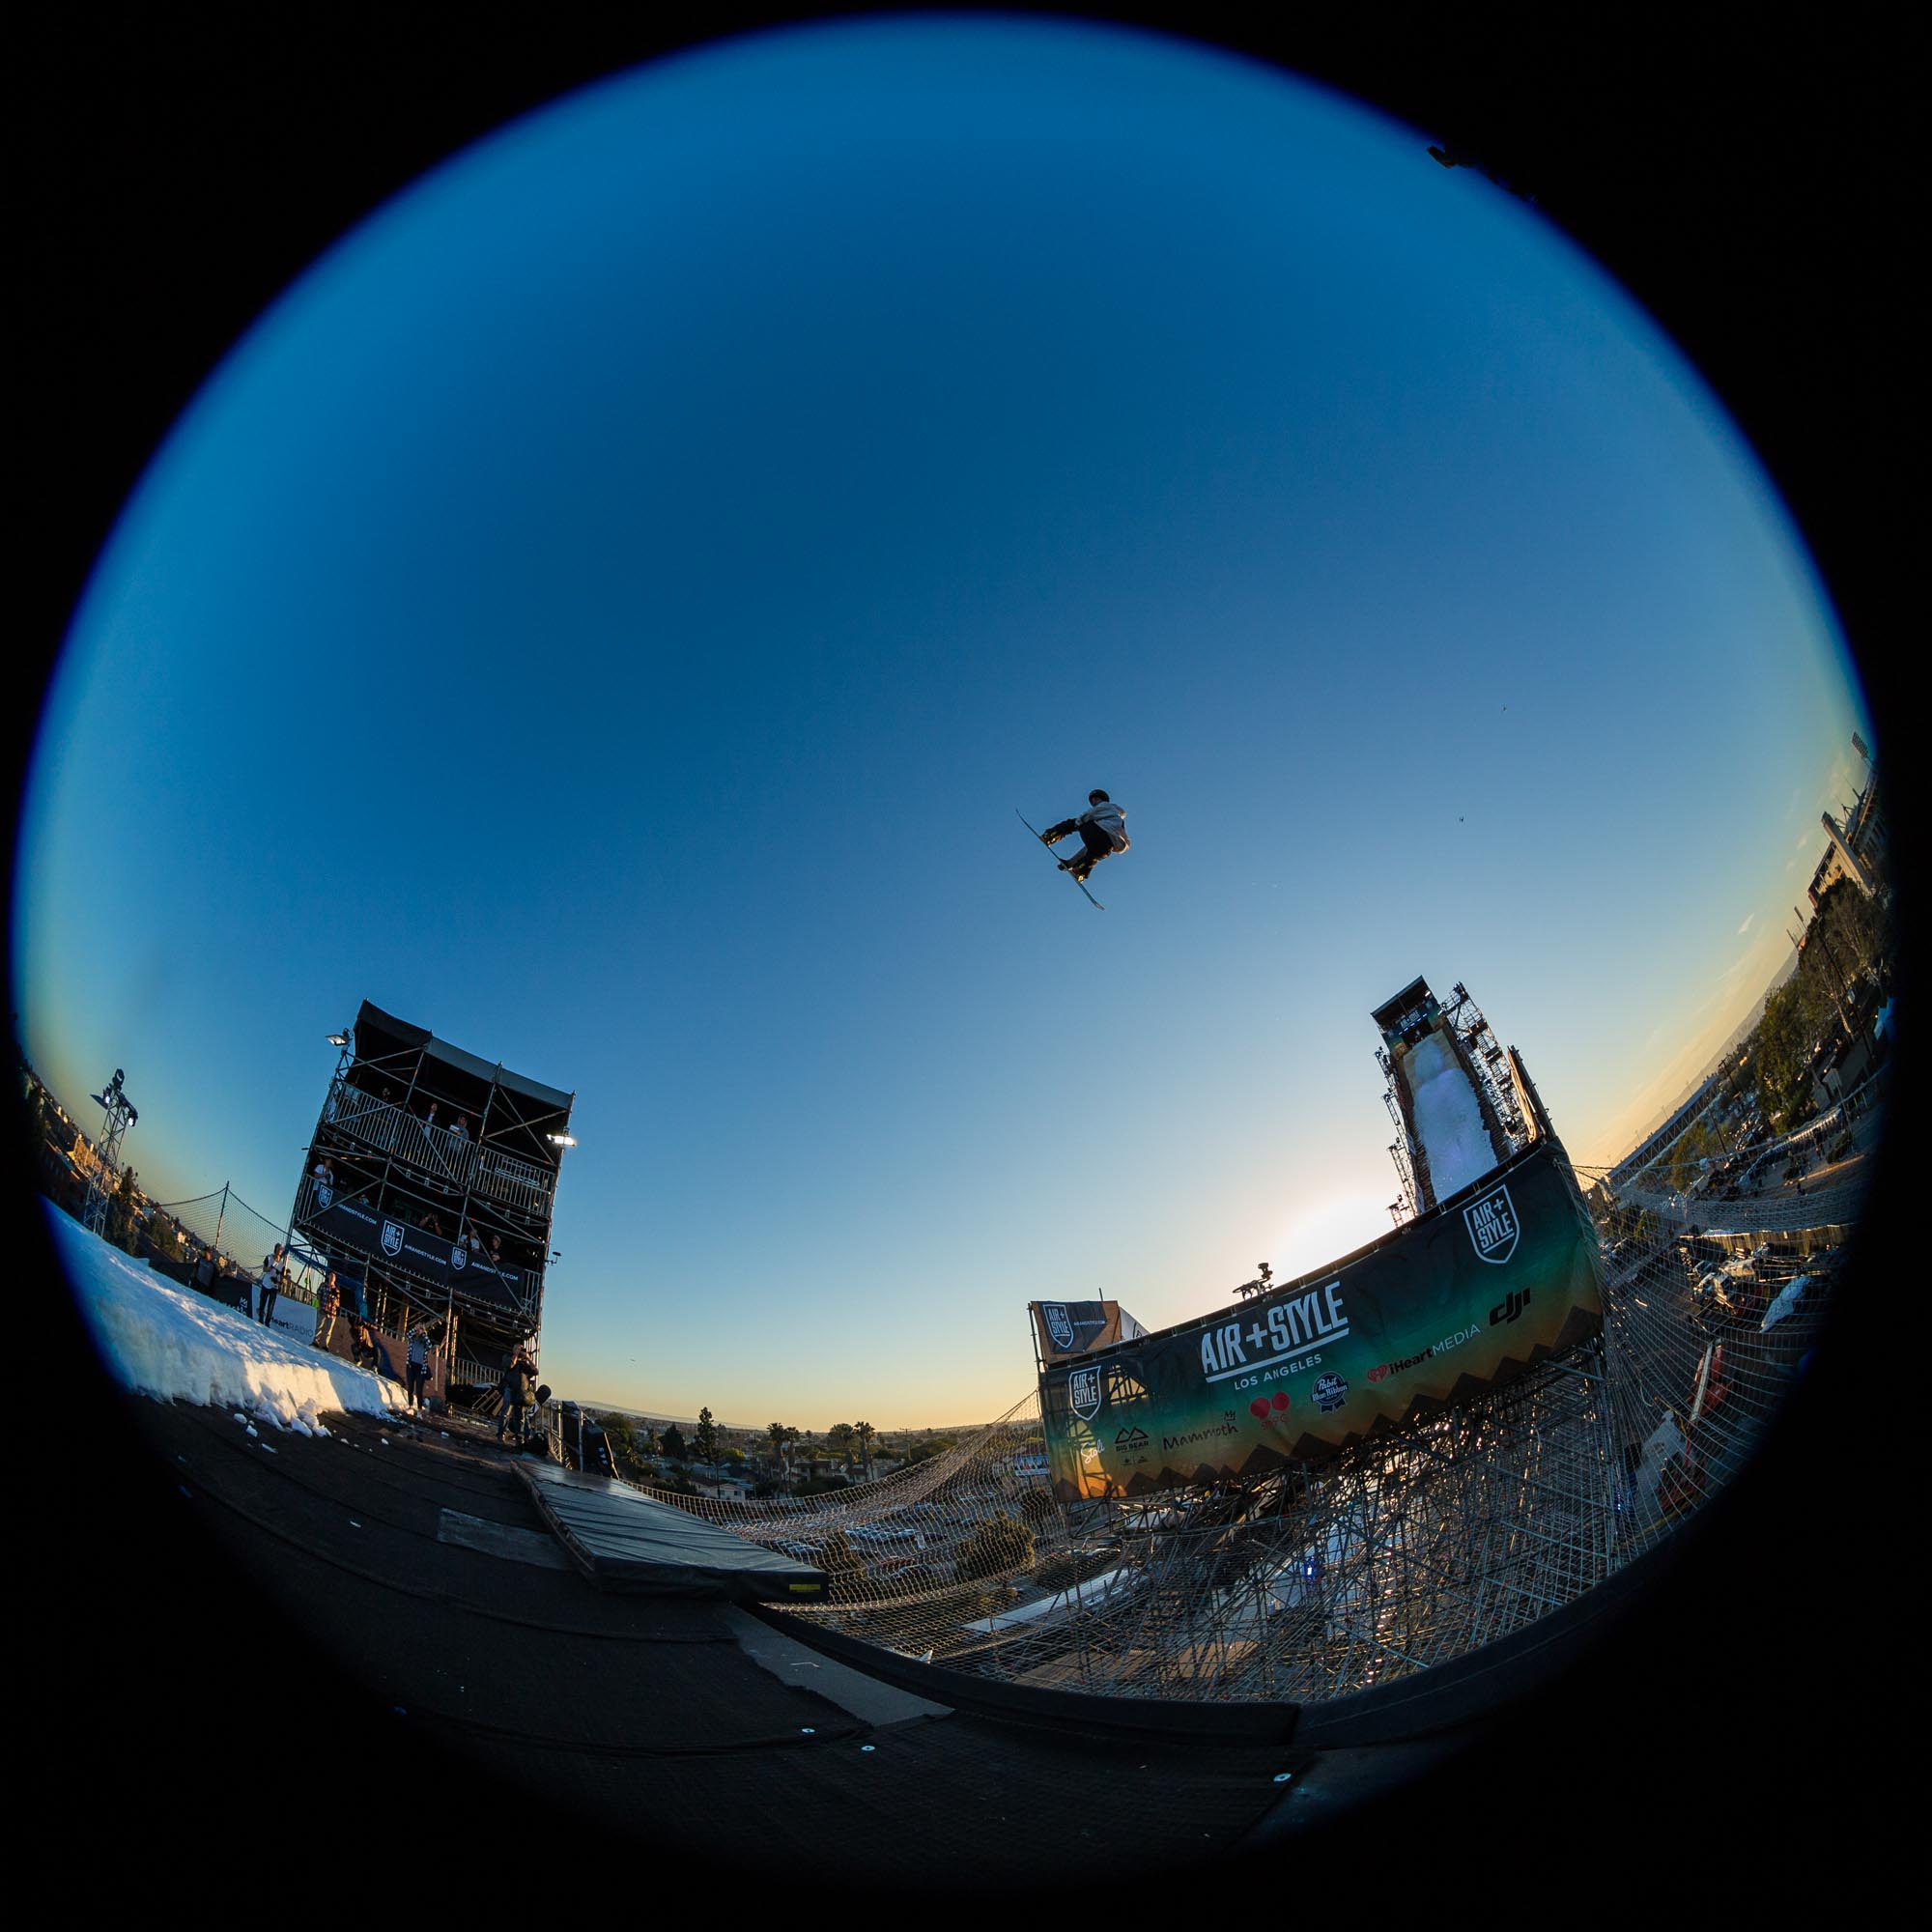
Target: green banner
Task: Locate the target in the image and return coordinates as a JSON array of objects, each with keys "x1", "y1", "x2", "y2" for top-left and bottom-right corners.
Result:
[{"x1": 1037, "y1": 1140, "x2": 1604, "y2": 1499}]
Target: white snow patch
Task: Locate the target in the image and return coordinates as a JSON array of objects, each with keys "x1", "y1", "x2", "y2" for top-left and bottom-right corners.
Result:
[
  {"x1": 48, "y1": 1203, "x2": 403, "y2": 1429},
  {"x1": 1404, "y1": 1030, "x2": 1499, "y2": 1201}
]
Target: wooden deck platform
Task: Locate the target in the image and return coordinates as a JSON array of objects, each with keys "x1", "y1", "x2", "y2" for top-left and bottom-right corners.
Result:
[{"x1": 517, "y1": 1461, "x2": 830, "y2": 1601}]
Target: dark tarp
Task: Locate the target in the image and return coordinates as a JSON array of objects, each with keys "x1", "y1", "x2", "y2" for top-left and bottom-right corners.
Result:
[{"x1": 355, "y1": 999, "x2": 574, "y2": 1114}]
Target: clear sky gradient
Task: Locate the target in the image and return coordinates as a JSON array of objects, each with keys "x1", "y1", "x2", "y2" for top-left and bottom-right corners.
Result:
[{"x1": 14, "y1": 17, "x2": 1868, "y2": 1428}]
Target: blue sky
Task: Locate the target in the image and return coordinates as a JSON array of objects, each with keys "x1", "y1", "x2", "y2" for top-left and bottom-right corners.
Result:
[{"x1": 13, "y1": 16, "x2": 1867, "y2": 1427}]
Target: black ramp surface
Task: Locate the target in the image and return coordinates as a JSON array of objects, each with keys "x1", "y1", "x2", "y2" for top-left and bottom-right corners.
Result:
[
  {"x1": 519, "y1": 1460, "x2": 831, "y2": 1599},
  {"x1": 99, "y1": 1396, "x2": 1308, "y2": 1889}
]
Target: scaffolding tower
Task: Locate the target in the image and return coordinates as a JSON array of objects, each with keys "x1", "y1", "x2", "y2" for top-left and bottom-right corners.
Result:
[
  {"x1": 289, "y1": 1002, "x2": 575, "y2": 1401},
  {"x1": 1375, "y1": 979, "x2": 1534, "y2": 1222},
  {"x1": 82, "y1": 1067, "x2": 137, "y2": 1237}
]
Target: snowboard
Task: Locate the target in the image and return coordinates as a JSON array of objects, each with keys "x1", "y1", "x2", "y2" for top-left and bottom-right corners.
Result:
[{"x1": 1016, "y1": 809, "x2": 1104, "y2": 909}]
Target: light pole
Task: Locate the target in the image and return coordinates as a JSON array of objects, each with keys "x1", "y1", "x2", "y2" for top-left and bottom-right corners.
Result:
[{"x1": 84, "y1": 1068, "x2": 137, "y2": 1237}]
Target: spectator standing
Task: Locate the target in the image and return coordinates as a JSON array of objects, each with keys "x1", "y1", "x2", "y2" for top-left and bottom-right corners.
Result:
[
  {"x1": 404, "y1": 1320, "x2": 432, "y2": 1416},
  {"x1": 258, "y1": 1245, "x2": 284, "y2": 1326},
  {"x1": 498, "y1": 1345, "x2": 536, "y2": 1445},
  {"x1": 314, "y1": 1271, "x2": 342, "y2": 1350}
]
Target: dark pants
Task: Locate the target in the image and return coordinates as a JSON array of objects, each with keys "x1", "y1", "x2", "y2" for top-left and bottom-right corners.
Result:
[
  {"x1": 258, "y1": 1283, "x2": 278, "y2": 1325},
  {"x1": 1067, "y1": 822, "x2": 1117, "y2": 877},
  {"x1": 406, "y1": 1362, "x2": 428, "y2": 1406}
]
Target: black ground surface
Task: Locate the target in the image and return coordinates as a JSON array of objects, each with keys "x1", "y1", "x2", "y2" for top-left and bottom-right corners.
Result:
[
  {"x1": 43, "y1": 1353, "x2": 1878, "y2": 1900},
  {"x1": 114, "y1": 1395, "x2": 1315, "y2": 1889}
]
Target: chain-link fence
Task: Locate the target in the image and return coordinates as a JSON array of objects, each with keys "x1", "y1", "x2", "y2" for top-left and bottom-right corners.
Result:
[{"x1": 145, "y1": 1184, "x2": 323, "y2": 1298}]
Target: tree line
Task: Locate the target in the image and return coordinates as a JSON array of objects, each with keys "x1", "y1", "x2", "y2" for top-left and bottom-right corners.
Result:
[{"x1": 1747, "y1": 878, "x2": 1886, "y2": 1127}]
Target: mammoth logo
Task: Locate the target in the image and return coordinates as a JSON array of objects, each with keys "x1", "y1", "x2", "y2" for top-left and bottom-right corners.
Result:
[
  {"x1": 450, "y1": 1244, "x2": 467, "y2": 1270},
  {"x1": 1068, "y1": 1364, "x2": 1104, "y2": 1421},
  {"x1": 1463, "y1": 1183, "x2": 1520, "y2": 1265},
  {"x1": 381, "y1": 1219, "x2": 405, "y2": 1257},
  {"x1": 1043, "y1": 1302, "x2": 1076, "y2": 1350}
]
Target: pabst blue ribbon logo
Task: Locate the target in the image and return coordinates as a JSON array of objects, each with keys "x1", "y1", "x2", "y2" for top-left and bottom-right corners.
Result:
[
  {"x1": 1313, "y1": 1372, "x2": 1350, "y2": 1413},
  {"x1": 1068, "y1": 1364, "x2": 1103, "y2": 1421},
  {"x1": 1463, "y1": 1182, "x2": 1520, "y2": 1265},
  {"x1": 450, "y1": 1244, "x2": 467, "y2": 1270},
  {"x1": 381, "y1": 1219, "x2": 405, "y2": 1257},
  {"x1": 1043, "y1": 1302, "x2": 1076, "y2": 1350}
]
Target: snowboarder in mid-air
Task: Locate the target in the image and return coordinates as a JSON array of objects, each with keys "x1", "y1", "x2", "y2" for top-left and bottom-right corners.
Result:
[{"x1": 1038, "y1": 788, "x2": 1129, "y2": 886}]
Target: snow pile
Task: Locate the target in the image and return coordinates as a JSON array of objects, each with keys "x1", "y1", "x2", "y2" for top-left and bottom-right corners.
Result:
[
  {"x1": 1403, "y1": 1029, "x2": 1498, "y2": 1201},
  {"x1": 48, "y1": 1203, "x2": 402, "y2": 1431}
]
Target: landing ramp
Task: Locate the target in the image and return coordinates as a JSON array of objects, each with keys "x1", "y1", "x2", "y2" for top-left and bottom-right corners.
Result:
[{"x1": 517, "y1": 1462, "x2": 831, "y2": 1602}]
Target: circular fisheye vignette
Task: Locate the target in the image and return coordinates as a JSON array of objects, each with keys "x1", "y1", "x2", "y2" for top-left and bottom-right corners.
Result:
[{"x1": 14, "y1": 3, "x2": 1886, "y2": 1870}]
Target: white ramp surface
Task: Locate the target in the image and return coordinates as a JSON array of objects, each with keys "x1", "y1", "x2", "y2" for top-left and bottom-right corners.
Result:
[{"x1": 1405, "y1": 1030, "x2": 1497, "y2": 1200}]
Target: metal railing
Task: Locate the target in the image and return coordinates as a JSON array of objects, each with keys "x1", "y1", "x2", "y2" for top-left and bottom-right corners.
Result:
[
  {"x1": 324, "y1": 1083, "x2": 554, "y2": 1216},
  {"x1": 474, "y1": 1146, "x2": 554, "y2": 1214}
]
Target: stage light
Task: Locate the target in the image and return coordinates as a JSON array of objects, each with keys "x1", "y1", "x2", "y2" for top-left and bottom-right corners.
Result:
[
  {"x1": 548, "y1": 1133, "x2": 577, "y2": 1148},
  {"x1": 327, "y1": 1033, "x2": 349, "y2": 1047}
]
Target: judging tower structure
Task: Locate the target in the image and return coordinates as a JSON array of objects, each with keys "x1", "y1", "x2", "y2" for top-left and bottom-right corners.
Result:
[{"x1": 291, "y1": 1002, "x2": 574, "y2": 1393}]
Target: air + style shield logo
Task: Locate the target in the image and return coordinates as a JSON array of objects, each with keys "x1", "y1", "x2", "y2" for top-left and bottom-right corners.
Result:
[
  {"x1": 1043, "y1": 1302, "x2": 1076, "y2": 1350},
  {"x1": 1068, "y1": 1364, "x2": 1104, "y2": 1421},
  {"x1": 381, "y1": 1219, "x2": 405, "y2": 1257},
  {"x1": 1463, "y1": 1182, "x2": 1520, "y2": 1265}
]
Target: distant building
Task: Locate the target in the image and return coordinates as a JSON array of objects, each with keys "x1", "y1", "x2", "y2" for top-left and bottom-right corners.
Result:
[{"x1": 1808, "y1": 760, "x2": 1886, "y2": 906}]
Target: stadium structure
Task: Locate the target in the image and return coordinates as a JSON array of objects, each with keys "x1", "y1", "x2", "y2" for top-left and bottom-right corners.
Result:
[
  {"x1": 589, "y1": 974, "x2": 1861, "y2": 1710},
  {"x1": 289, "y1": 1001, "x2": 574, "y2": 1407}
]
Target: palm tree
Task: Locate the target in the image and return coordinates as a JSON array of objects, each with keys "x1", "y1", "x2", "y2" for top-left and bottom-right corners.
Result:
[
  {"x1": 854, "y1": 1420, "x2": 875, "y2": 1480},
  {"x1": 765, "y1": 1421, "x2": 787, "y2": 1473}
]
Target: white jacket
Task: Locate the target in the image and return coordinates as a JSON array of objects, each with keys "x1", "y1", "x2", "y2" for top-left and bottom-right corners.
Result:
[{"x1": 1078, "y1": 798, "x2": 1128, "y2": 849}]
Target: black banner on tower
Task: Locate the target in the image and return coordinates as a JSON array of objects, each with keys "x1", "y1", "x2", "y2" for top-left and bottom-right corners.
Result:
[{"x1": 303, "y1": 1187, "x2": 531, "y2": 1314}]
